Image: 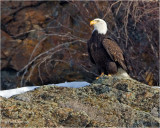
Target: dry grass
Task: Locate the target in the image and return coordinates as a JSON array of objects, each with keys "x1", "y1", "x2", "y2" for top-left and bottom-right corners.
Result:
[{"x1": 107, "y1": 1, "x2": 159, "y2": 85}]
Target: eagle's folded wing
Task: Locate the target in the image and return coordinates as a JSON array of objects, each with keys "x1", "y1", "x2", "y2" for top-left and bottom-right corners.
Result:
[{"x1": 102, "y1": 39, "x2": 127, "y2": 71}]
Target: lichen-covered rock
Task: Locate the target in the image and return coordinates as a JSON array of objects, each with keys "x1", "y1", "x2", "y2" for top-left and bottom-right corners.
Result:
[{"x1": 1, "y1": 77, "x2": 160, "y2": 127}]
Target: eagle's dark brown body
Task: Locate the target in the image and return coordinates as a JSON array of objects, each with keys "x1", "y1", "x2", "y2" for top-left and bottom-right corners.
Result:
[{"x1": 87, "y1": 30, "x2": 127, "y2": 75}]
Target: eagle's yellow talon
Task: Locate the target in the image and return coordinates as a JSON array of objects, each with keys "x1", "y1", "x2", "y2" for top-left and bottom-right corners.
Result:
[
  {"x1": 96, "y1": 72, "x2": 104, "y2": 79},
  {"x1": 96, "y1": 77, "x2": 99, "y2": 79},
  {"x1": 100, "y1": 72, "x2": 104, "y2": 76},
  {"x1": 108, "y1": 74, "x2": 112, "y2": 77}
]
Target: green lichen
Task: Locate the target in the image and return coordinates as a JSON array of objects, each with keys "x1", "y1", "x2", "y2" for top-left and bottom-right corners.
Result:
[{"x1": 1, "y1": 77, "x2": 160, "y2": 127}]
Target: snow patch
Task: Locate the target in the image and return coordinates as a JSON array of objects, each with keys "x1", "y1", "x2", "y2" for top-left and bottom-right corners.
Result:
[
  {"x1": 151, "y1": 86, "x2": 160, "y2": 89},
  {"x1": 0, "y1": 86, "x2": 39, "y2": 98},
  {"x1": 54, "y1": 81, "x2": 90, "y2": 88},
  {"x1": 0, "y1": 81, "x2": 90, "y2": 98}
]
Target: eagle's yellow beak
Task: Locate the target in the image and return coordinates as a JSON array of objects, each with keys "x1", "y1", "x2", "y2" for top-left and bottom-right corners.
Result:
[{"x1": 90, "y1": 20, "x2": 97, "y2": 26}]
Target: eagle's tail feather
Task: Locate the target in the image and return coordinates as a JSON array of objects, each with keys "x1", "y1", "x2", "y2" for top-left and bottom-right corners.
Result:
[{"x1": 119, "y1": 61, "x2": 128, "y2": 72}]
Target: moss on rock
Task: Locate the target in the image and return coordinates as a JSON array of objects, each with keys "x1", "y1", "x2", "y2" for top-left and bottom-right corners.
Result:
[{"x1": 1, "y1": 76, "x2": 160, "y2": 127}]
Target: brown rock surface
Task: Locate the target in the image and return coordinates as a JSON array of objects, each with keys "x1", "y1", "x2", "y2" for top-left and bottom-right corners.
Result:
[{"x1": 1, "y1": 76, "x2": 160, "y2": 127}]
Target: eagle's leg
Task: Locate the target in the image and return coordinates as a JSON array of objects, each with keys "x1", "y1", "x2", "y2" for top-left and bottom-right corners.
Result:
[
  {"x1": 96, "y1": 73, "x2": 112, "y2": 79},
  {"x1": 103, "y1": 74, "x2": 112, "y2": 77},
  {"x1": 107, "y1": 74, "x2": 112, "y2": 77},
  {"x1": 96, "y1": 72, "x2": 104, "y2": 79}
]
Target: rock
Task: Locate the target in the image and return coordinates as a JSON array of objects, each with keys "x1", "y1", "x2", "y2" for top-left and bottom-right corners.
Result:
[
  {"x1": 1, "y1": 31, "x2": 20, "y2": 68},
  {"x1": 1, "y1": 68, "x2": 17, "y2": 90},
  {"x1": 1, "y1": 77, "x2": 159, "y2": 127},
  {"x1": 1, "y1": 1, "x2": 100, "y2": 88}
]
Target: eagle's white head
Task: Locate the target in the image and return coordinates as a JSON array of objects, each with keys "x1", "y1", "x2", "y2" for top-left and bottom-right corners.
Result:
[{"x1": 90, "y1": 18, "x2": 107, "y2": 35}]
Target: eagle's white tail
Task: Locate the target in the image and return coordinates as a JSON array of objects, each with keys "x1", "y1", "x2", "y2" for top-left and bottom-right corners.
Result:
[{"x1": 114, "y1": 68, "x2": 130, "y2": 79}]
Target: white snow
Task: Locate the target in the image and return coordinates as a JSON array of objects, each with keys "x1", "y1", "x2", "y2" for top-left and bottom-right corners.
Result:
[
  {"x1": 55, "y1": 81, "x2": 90, "y2": 88},
  {"x1": 0, "y1": 81, "x2": 90, "y2": 98},
  {"x1": 151, "y1": 86, "x2": 160, "y2": 89},
  {"x1": 0, "y1": 86, "x2": 39, "y2": 98}
]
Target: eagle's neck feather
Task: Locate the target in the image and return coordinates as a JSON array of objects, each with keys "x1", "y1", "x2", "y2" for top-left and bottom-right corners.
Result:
[
  {"x1": 91, "y1": 30, "x2": 105, "y2": 43},
  {"x1": 92, "y1": 22, "x2": 107, "y2": 34}
]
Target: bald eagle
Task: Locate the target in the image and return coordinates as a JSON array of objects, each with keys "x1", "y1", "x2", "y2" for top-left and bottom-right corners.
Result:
[{"x1": 87, "y1": 18, "x2": 128, "y2": 77}]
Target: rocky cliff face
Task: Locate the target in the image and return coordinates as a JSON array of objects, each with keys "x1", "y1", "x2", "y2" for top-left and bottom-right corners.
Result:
[
  {"x1": 1, "y1": 1, "x2": 159, "y2": 89},
  {"x1": 1, "y1": 76, "x2": 159, "y2": 127}
]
